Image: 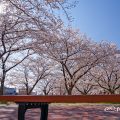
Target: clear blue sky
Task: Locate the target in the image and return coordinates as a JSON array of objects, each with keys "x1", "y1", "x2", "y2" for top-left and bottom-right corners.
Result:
[{"x1": 67, "y1": 0, "x2": 120, "y2": 47}]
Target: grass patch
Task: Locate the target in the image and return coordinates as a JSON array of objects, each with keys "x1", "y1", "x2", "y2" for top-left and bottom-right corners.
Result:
[
  {"x1": 0, "y1": 101, "x2": 8, "y2": 105},
  {"x1": 50, "y1": 103, "x2": 120, "y2": 107}
]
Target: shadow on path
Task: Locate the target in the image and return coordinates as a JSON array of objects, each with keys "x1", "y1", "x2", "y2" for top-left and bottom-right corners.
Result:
[{"x1": 0, "y1": 104, "x2": 120, "y2": 120}]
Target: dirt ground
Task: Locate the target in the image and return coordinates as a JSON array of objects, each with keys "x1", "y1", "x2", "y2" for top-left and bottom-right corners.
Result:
[{"x1": 0, "y1": 103, "x2": 120, "y2": 120}]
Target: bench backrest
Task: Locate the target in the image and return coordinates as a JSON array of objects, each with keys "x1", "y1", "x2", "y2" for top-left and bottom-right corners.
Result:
[{"x1": 0, "y1": 95, "x2": 120, "y2": 103}]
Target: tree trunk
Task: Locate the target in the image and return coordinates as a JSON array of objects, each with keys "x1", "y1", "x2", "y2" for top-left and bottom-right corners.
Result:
[
  {"x1": 109, "y1": 90, "x2": 115, "y2": 95},
  {"x1": 67, "y1": 88, "x2": 73, "y2": 95},
  {"x1": 0, "y1": 75, "x2": 5, "y2": 95}
]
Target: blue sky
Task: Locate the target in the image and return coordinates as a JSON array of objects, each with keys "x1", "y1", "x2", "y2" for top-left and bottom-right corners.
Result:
[{"x1": 66, "y1": 0, "x2": 120, "y2": 47}]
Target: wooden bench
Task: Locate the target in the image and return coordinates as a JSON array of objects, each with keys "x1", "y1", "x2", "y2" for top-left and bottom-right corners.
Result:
[{"x1": 0, "y1": 95, "x2": 120, "y2": 120}]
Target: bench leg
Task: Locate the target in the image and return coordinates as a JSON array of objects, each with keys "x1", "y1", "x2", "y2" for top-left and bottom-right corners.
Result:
[
  {"x1": 17, "y1": 102, "x2": 49, "y2": 120},
  {"x1": 18, "y1": 104, "x2": 26, "y2": 120},
  {"x1": 40, "y1": 103, "x2": 49, "y2": 120}
]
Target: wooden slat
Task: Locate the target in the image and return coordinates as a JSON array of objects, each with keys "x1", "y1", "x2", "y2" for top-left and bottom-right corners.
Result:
[{"x1": 0, "y1": 95, "x2": 120, "y2": 103}]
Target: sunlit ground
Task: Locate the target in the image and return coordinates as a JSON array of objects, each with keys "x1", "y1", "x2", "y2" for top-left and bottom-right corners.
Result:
[{"x1": 0, "y1": 103, "x2": 120, "y2": 120}]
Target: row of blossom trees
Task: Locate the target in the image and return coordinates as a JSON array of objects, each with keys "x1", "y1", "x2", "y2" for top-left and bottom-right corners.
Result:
[{"x1": 0, "y1": 0, "x2": 120, "y2": 95}]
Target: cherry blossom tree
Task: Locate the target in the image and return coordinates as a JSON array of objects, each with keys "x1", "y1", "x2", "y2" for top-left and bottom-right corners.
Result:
[
  {"x1": 41, "y1": 29, "x2": 118, "y2": 95},
  {"x1": 9, "y1": 56, "x2": 52, "y2": 95},
  {"x1": 90, "y1": 50, "x2": 120, "y2": 94},
  {"x1": 0, "y1": 0, "x2": 76, "y2": 94}
]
